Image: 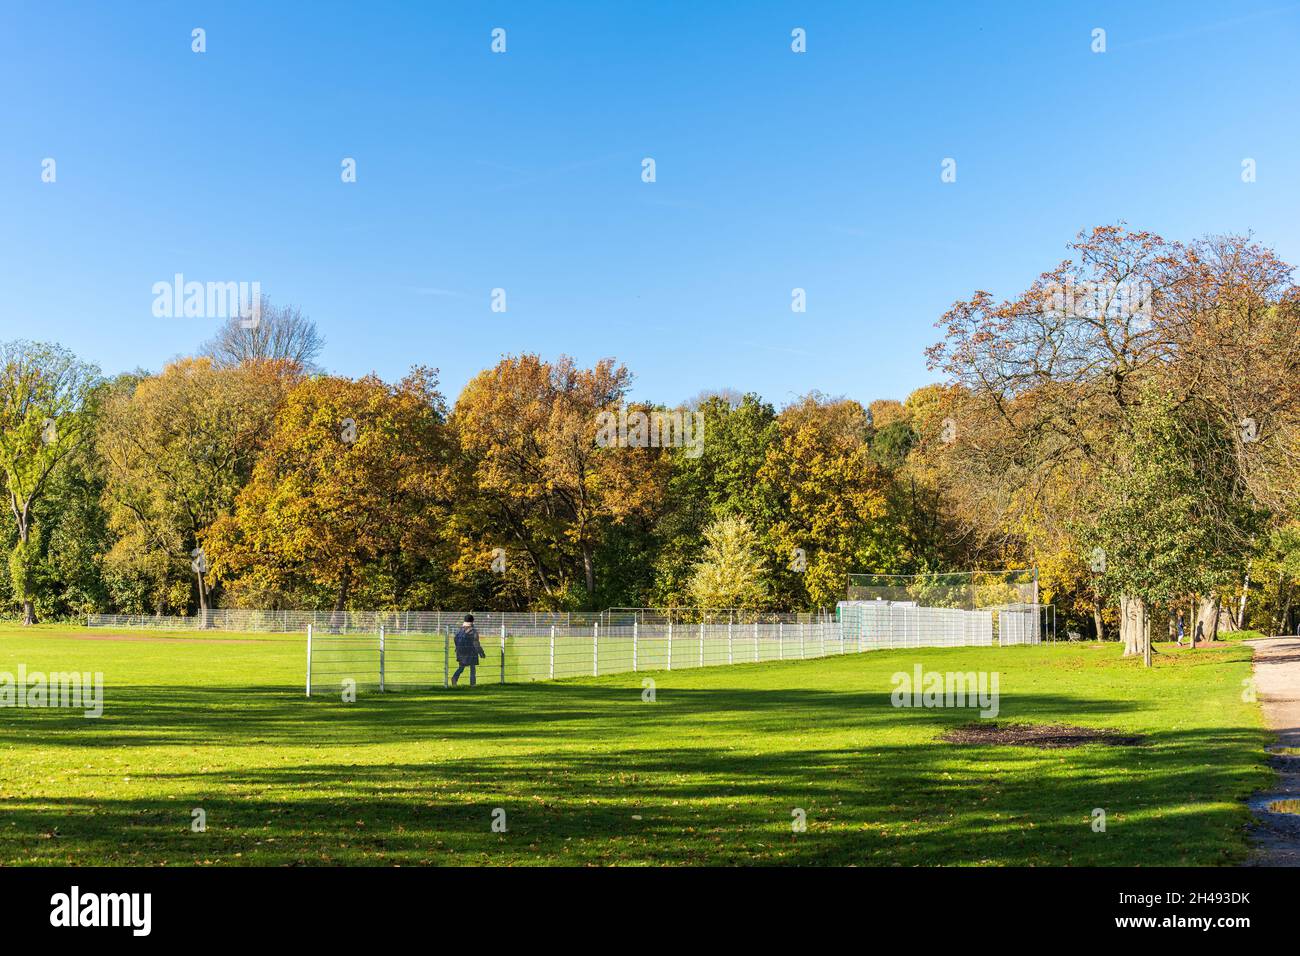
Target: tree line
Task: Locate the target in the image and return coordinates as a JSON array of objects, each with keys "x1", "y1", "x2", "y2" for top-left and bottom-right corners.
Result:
[{"x1": 3, "y1": 227, "x2": 1299, "y2": 659}]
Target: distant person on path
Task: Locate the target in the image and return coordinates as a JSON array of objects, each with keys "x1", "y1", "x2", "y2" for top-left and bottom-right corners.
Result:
[
  {"x1": 1176, "y1": 612, "x2": 1186, "y2": 645},
  {"x1": 452, "y1": 614, "x2": 486, "y2": 686},
  {"x1": 1194, "y1": 620, "x2": 1205, "y2": 646}
]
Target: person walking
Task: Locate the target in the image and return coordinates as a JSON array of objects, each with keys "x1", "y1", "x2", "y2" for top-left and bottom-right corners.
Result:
[
  {"x1": 1176, "y1": 612, "x2": 1186, "y2": 646},
  {"x1": 452, "y1": 614, "x2": 486, "y2": 686}
]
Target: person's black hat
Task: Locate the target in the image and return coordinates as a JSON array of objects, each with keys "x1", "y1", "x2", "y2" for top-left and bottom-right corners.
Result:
[{"x1": 464, "y1": 614, "x2": 474, "y2": 623}]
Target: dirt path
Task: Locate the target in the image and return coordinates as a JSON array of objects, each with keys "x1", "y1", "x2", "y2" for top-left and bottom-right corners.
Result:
[{"x1": 1245, "y1": 637, "x2": 1300, "y2": 866}]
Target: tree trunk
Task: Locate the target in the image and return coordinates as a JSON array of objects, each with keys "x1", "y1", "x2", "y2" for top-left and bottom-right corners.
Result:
[
  {"x1": 1238, "y1": 572, "x2": 1251, "y2": 631},
  {"x1": 581, "y1": 543, "x2": 595, "y2": 596},
  {"x1": 15, "y1": 518, "x2": 36, "y2": 626},
  {"x1": 1279, "y1": 574, "x2": 1289, "y2": 634},
  {"x1": 196, "y1": 570, "x2": 210, "y2": 629},
  {"x1": 1143, "y1": 605, "x2": 1153, "y2": 668},
  {"x1": 1120, "y1": 595, "x2": 1146, "y2": 657},
  {"x1": 329, "y1": 576, "x2": 350, "y2": 633},
  {"x1": 1092, "y1": 596, "x2": 1106, "y2": 642},
  {"x1": 1196, "y1": 596, "x2": 1226, "y2": 642}
]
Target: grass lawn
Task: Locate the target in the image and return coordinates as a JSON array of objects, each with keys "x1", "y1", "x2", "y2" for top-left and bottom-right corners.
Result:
[{"x1": 0, "y1": 625, "x2": 1273, "y2": 866}]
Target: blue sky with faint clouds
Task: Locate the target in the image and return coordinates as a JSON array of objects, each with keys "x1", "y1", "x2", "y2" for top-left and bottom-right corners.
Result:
[{"x1": 1, "y1": 1, "x2": 1297, "y2": 408}]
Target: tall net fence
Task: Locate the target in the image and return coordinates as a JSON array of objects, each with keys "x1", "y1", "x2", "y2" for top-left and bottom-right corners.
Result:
[
  {"x1": 836, "y1": 602, "x2": 1048, "y2": 649},
  {"x1": 845, "y1": 569, "x2": 1038, "y2": 609},
  {"x1": 86, "y1": 608, "x2": 826, "y2": 633},
  {"x1": 88, "y1": 609, "x2": 606, "y2": 633}
]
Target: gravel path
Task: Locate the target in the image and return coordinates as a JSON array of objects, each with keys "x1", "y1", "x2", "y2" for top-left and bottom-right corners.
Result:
[{"x1": 1245, "y1": 637, "x2": 1300, "y2": 866}]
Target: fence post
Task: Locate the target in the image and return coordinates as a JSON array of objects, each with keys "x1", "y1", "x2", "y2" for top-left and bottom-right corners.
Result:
[
  {"x1": 727, "y1": 621, "x2": 732, "y2": 665},
  {"x1": 633, "y1": 621, "x2": 638, "y2": 672},
  {"x1": 779, "y1": 621, "x2": 784, "y2": 660},
  {"x1": 306, "y1": 624, "x2": 313, "y2": 697},
  {"x1": 500, "y1": 622, "x2": 506, "y2": 684},
  {"x1": 550, "y1": 625, "x2": 556, "y2": 679},
  {"x1": 801, "y1": 622, "x2": 806, "y2": 659},
  {"x1": 667, "y1": 621, "x2": 672, "y2": 671},
  {"x1": 754, "y1": 622, "x2": 759, "y2": 662},
  {"x1": 443, "y1": 631, "x2": 449, "y2": 688},
  {"x1": 593, "y1": 622, "x2": 599, "y2": 676},
  {"x1": 821, "y1": 624, "x2": 826, "y2": 658},
  {"x1": 379, "y1": 625, "x2": 385, "y2": 693}
]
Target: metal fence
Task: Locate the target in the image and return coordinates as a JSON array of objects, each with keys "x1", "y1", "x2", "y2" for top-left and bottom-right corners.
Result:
[
  {"x1": 86, "y1": 608, "x2": 828, "y2": 633},
  {"x1": 307, "y1": 619, "x2": 861, "y2": 696},
  {"x1": 85, "y1": 605, "x2": 1049, "y2": 698},
  {"x1": 836, "y1": 601, "x2": 1049, "y2": 648},
  {"x1": 88, "y1": 609, "x2": 606, "y2": 633},
  {"x1": 304, "y1": 607, "x2": 1049, "y2": 696},
  {"x1": 845, "y1": 569, "x2": 1038, "y2": 610}
]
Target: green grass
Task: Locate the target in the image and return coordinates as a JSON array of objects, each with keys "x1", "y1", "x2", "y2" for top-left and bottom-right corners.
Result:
[
  {"x1": 0, "y1": 626, "x2": 1274, "y2": 866},
  {"x1": 1218, "y1": 630, "x2": 1269, "y2": 642}
]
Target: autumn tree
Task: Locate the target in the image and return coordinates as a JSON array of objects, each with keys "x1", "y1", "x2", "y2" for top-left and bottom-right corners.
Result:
[
  {"x1": 98, "y1": 358, "x2": 293, "y2": 618},
  {"x1": 759, "y1": 394, "x2": 900, "y2": 609},
  {"x1": 205, "y1": 369, "x2": 450, "y2": 621},
  {"x1": 449, "y1": 355, "x2": 664, "y2": 607},
  {"x1": 926, "y1": 225, "x2": 1296, "y2": 656}
]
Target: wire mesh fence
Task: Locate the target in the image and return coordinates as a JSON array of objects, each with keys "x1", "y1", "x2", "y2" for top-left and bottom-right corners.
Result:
[
  {"x1": 836, "y1": 601, "x2": 1050, "y2": 648},
  {"x1": 87, "y1": 609, "x2": 610, "y2": 633},
  {"x1": 85, "y1": 602, "x2": 1050, "y2": 697},
  {"x1": 302, "y1": 608, "x2": 1050, "y2": 696},
  {"x1": 87, "y1": 608, "x2": 832, "y2": 633},
  {"x1": 844, "y1": 569, "x2": 1038, "y2": 610},
  {"x1": 306, "y1": 620, "x2": 861, "y2": 696}
]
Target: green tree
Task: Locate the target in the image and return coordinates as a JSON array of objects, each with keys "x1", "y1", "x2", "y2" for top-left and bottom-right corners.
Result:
[
  {"x1": 0, "y1": 340, "x2": 100, "y2": 623},
  {"x1": 687, "y1": 515, "x2": 768, "y2": 609},
  {"x1": 650, "y1": 393, "x2": 778, "y2": 606},
  {"x1": 1085, "y1": 390, "x2": 1260, "y2": 663}
]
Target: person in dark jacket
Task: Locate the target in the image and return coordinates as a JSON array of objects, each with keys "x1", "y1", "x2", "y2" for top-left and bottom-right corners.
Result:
[{"x1": 452, "y1": 614, "x2": 485, "y2": 686}]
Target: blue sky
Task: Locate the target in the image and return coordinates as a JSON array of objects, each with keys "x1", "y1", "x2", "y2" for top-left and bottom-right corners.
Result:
[{"x1": 2, "y1": 1, "x2": 1297, "y2": 409}]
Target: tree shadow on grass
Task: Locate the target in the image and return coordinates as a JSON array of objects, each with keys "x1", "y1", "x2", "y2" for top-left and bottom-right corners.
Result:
[
  {"x1": 0, "y1": 680, "x2": 1155, "y2": 749},
  {"x1": 0, "y1": 679, "x2": 1274, "y2": 866}
]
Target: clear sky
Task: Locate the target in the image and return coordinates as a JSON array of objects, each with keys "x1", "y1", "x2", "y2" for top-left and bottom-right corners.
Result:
[{"x1": 2, "y1": 1, "x2": 1297, "y2": 409}]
